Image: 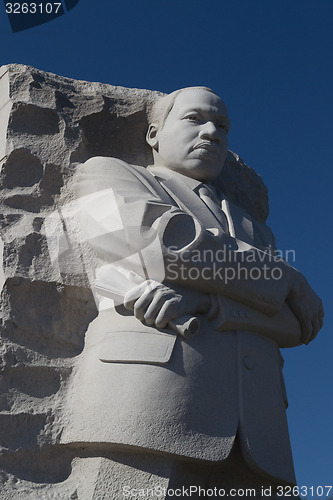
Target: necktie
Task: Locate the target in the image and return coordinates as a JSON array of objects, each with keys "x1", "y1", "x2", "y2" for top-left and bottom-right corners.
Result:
[{"x1": 198, "y1": 184, "x2": 229, "y2": 235}]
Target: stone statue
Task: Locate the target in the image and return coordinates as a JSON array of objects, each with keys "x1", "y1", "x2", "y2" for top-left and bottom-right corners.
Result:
[
  {"x1": 60, "y1": 87, "x2": 324, "y2": 497},
  {"x1": 0, "y1": 66, "x2": 324, "y2": 498}
]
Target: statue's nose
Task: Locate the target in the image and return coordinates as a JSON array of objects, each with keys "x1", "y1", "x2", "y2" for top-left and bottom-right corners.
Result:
[{"x1": 199, "y1": 121, "x2": 219, "y2": 141}]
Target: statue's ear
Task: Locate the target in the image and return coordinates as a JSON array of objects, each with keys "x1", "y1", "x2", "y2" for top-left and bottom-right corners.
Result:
[{"x1": 146, "y1": 123, "x2": 159, "y2": 150}]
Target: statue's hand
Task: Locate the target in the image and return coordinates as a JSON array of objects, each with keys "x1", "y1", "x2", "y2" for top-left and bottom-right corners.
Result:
[
  {"x1": 287, "y1": 270, "x2": 324, "y2": 344},
  {"x1": 124, "y1": 280, "x2": 209, "y2": 329}
]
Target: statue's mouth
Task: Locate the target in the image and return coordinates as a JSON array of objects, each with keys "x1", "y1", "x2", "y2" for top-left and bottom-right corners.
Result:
[{"x1": 193, "y1": 142, "x2": 218, "y2": 153}]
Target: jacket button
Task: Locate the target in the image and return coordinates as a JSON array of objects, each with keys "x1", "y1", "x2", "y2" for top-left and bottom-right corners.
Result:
[{"x1": 243, "y1": 355, "x2": 255, "y2": 370}]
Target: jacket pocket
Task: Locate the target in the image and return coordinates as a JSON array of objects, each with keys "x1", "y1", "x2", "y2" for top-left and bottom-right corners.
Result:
[{"x1": 98, "y1": 331, "x2": 177, "y2": 365}]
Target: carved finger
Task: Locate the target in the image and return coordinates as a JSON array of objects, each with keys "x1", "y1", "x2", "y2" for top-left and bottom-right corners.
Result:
[
  {"x1": 309, "y1": 316, "x2": 321, "y2": 343},
  {"x1": 143, "y1": 290, "x2": 178, "y2": 325},
  {"x1": 143, "y1": 292, "x2": 170, "y2": 325},
  {"x1": 123, "y1": 283, "x2": 148, "y2": 309},
  {"x1": 301, "y1": 318, "x2": 313, "y2": 345},
  {"x1": 155, "y1": 298, "x2": 182, "y2": 329},
  {"x1": 133, "y1": 289, "x2": 159, "y2": 321}
]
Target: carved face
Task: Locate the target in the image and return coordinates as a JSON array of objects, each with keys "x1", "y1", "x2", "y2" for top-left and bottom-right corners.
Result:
[{"x1": 148, "y1": 89, "x2": 230, "y2": 181}]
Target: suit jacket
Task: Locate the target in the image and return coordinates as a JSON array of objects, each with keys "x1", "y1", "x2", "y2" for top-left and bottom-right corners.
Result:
[{"x1": 61, "y1": 157, "x2": 300, "y2": 485}]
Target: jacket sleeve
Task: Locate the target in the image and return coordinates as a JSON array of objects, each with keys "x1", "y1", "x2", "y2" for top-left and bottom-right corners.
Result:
[{"x1": 76, "y1": 156, "x2": 292, "y2": 316}]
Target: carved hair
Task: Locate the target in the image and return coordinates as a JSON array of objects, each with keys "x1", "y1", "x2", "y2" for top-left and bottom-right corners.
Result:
[{"x1": 148, "y1": 86, "x2": 219, "y2": 128}]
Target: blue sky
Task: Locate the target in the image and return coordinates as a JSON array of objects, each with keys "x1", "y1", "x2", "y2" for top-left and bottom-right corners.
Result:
[{"x1": 1, "y1": 0, "x2": 332, "y2": 492}]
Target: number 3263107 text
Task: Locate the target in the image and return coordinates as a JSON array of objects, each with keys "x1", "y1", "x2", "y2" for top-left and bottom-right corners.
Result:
[{"x1": 5, "y1": 3, "x2": 62, "y2": 14}]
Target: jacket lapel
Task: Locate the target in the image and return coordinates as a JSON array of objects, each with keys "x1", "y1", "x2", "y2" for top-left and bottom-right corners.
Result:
[
  {"x1": 222, "y1": 199, "x2": 254, "y2": 244},
  {"x1": 222, "y1": 199, "x2": 276, "y2": 249}
]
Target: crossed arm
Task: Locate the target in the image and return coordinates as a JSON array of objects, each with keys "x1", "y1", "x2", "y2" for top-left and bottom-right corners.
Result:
[{"x1": 77, "y1": 157, "x2": 324, "y2": 345}]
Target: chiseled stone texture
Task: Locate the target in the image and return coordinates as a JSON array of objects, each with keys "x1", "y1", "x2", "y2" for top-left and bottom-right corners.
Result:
[{"x1": 0, "y1": 64, "x2": 269, "y2": 497}]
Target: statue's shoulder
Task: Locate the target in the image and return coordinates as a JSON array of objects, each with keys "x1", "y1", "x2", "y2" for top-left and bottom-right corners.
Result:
[
  {"x1": 78, "y1": 156, "x2": 146, "y2": 176},
  {"x1": 75, "y1": 157, "x2": 157, "y2": 197},
  {"x1": 76, "y1": 156, "x2": 151, "y2": 184}
]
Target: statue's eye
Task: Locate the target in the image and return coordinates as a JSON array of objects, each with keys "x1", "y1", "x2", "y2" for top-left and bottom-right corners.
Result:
[
  {"x1": 218, "y1": 123, "x2": 227, "y2": 130},
  {"x1": 185, "y1": 115, "x2": 199, "y2": 121}
]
